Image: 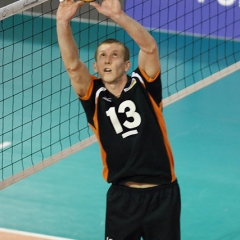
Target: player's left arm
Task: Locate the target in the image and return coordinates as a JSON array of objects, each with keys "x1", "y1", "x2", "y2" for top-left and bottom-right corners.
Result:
[
  {"x1": 90, "y1": 0, "x2": 160, "y2": 79},
  {"x1": 120, "y1": 13, "x2": 160, "y2": 79}
]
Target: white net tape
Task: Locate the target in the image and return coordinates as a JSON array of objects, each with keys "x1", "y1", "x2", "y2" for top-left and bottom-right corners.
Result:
[{"x1": 0, "y1": 0, "x2": 49, "y2": 20}]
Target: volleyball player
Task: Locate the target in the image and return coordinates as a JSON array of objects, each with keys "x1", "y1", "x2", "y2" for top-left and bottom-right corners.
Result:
[{"x1": 56, "y1": 0, "x2": 181, "y2": 239}]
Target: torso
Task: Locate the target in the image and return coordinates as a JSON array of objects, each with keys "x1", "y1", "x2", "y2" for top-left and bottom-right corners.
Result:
[{"x1": 80, "y1": 67, "x2": 176, "y2": 185}]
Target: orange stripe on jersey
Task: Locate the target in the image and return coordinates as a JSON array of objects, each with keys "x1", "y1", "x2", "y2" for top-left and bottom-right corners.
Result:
[
  {"x1": 138, "y1": 67, "x2": 176, "y2": 181},
  {"x1": 79, "y1": 75, "x2": 98, "y2": 100},
  {"x1": 79, "y1": 75, "x2": 109, "y2": 181},
  {"x1": 139, "y1": 67, "x2": 161, "y2": 83},
  {"x1": 89, "y1": 98, "x2": 109, "y2": 181},
  {"x1": 148, "y1": 96, "x2": 177, "y2": 182}
]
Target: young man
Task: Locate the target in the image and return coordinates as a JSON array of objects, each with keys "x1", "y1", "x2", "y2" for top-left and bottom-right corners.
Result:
[{"x1": 56, "y1": 0, "x2": 181, "y2": 239}]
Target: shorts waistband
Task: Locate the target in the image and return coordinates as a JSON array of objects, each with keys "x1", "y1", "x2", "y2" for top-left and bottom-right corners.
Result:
[{"x1": 110, "y1": 180, "x2": 178, "y2": 193}]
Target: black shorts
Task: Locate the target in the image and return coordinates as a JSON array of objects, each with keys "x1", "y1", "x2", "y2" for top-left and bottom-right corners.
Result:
[{"x1": 105, "y1": 180, "x2": 181, "y2": 240}]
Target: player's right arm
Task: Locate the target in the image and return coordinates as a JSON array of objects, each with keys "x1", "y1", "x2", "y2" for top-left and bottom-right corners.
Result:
[{"x1": 56, "y1": 0, "x2": 91, "y2": 97}]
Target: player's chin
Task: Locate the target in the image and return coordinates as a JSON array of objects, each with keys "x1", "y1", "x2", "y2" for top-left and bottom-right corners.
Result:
[
  {"x1": 101, "y1": 73, "x2": 114, "y2": 82},
  {"x1": 102, "y1": 77, "x2": 115, "y2": 84}
]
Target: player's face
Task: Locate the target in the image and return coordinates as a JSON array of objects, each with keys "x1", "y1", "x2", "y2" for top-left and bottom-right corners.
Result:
[{"x1": 94, "y1": 43, "x2": 130, "y2": 84}]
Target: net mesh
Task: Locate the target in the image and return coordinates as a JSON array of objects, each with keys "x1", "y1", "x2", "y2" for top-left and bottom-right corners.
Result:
[{"x1": 1, "y1": 0, "x2": 240, "y2": 188}]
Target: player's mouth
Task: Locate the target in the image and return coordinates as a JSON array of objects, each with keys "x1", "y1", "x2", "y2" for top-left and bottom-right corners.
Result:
[{"x1": 104, "y1": 68, "x2": 112, "y2": 73}]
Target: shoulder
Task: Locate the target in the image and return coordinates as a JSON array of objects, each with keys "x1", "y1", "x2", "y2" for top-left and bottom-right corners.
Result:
[
  {"x1": 80, "y1": 75, "x2": 104, "y2": 100},
  {"x1": 131, "y1": 67, "x2": 162, "y2": 104},
  {"x1": 131, "y1": 67, "x2": 161, "y2": 83}
]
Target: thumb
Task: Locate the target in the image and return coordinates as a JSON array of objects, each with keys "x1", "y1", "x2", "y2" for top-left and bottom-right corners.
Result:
[
  {"x1": 76, "y1": 1, "x2": 85, "y2": 8},
  {"x1": 90, "y1": 2, "x2": 100, "y2": 10}
]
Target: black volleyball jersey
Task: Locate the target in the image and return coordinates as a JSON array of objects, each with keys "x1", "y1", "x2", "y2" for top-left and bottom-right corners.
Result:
[{"x1": 80, "y1": 67, "x2": 176, "y2": 185}]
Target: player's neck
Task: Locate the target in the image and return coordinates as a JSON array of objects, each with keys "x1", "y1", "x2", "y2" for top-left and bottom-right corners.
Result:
[{"x1": 103, "y1": 74, "x2": 128, "y2": 98}]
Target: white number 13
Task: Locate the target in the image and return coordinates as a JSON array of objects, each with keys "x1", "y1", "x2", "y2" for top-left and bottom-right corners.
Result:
[{"x1": 106, "y1": 100, "x2": 141, "y2": 138}]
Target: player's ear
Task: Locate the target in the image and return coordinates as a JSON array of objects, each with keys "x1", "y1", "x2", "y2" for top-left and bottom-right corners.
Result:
[
  {"x1": 93, "y1": 62, "x2": 98, "y2": 73},
  {"x1": 125, "y1": 60, "x2": 131, "y2": 72}
]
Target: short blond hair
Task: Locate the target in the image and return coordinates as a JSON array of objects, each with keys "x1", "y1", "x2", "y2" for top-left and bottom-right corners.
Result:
[{"x1": 94, "y1": 39, "x2": 130, "y2": 62}]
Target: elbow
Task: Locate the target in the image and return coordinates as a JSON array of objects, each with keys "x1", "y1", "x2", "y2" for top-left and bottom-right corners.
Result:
[
  {"x1": 149, "y1": 39, "x2": 158, "y2": 54},
  {"x1": 65, "y1": 60, "x2": 82, "y2": 74},
  {"x1": 143, "y1": 39, "x2": 158, "y2": 55}
]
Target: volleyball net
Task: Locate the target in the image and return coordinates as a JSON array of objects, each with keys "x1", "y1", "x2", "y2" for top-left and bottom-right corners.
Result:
[{"x1": 1, "y1": 0, "x2": 240, "y2": 189}]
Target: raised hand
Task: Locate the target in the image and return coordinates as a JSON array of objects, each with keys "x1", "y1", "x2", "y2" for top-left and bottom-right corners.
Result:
[
  {"x1": 90, "y1": 0, "x2": 122, "y2": 19},
  {"x1": 57, "y1": 0, "x2": 85, "y2": 24}
]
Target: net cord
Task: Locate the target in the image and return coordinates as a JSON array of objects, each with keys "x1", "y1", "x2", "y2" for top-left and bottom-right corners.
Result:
[
  {"x1": 0, "y1": 61, "x2": 239, "y2": 190},
  {"x1": 163, "y1": 61, "x2": 240, "y2": 107},
  {"x1": 0, "y1": 0, "x2": 49, "y2": 21},
  {"x1": 0, "y1": 135, "x2": 97, "y2": 190}
]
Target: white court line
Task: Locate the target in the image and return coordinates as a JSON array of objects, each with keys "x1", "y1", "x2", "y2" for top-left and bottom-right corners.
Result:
[
  {"x1": 163, "y1": 61, "x2": 240, "y2": 107},
  {"x1": 0, "y1": 227, "x2": 74, "y2": 240},
  {"x1": 0, "y1": 135, "x2": 97, "y2": 190}
]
